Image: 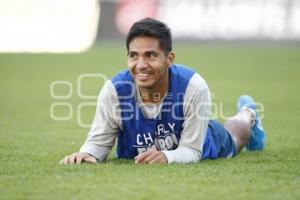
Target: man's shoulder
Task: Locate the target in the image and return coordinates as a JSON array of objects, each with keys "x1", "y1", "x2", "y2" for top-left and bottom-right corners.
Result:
[
  {"x1": 171, "y1": 64, "x2": 209, "y2": 93},
  {"x1": 188, "y1": 72, "x2": 210, "y2": 94},
  {"x1": 171, "y1": 64, "x2": 195, "y2": 76},
  {"x1": 98, "y1": 80, "x2": 118, "y2": 99},
  {"x1": 111, "y1": 69, "x2": 132, "y2": 83}
]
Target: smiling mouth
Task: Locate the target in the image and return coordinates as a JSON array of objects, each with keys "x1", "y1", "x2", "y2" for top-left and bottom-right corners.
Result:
[{"x1": 136, "y1": 72, "x2": 151, "y2": 81}]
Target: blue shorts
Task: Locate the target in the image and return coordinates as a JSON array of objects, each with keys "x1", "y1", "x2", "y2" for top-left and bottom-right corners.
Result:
[{"x1": 202, "y1": 120, "x2": 237, "y2": 159}]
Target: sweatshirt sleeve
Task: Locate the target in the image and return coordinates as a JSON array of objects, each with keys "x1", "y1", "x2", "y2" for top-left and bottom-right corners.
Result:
[
  {"x1": 79, "y1": 80, "x2": 121, "y2": 161},
  {"x1": 162, "y1": 73, "x2": 211, "y2": 163}
]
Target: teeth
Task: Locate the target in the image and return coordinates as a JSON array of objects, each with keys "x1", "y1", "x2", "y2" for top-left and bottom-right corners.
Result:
[{"x1": 137, "y1": 73, "x2": 149, "y2": 76}]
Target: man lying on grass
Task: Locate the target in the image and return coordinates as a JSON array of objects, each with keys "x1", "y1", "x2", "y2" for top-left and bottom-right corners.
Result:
[{"x1": 60, "y1": 18, "x2": 265, "y2": 165}]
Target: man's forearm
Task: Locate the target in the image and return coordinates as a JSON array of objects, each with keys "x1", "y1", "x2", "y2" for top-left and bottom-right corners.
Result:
[
  {"x1": 79, "y1": 142, "x2": 111, "y2": 162},
  {"x1": 162, "y1": 146, "x2": 201, "y2": 164}
]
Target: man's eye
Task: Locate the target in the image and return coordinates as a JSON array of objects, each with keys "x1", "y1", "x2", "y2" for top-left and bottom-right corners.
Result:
[
  {"x1": 129, "y1": 54, "x2": 137, "y2": 58},
  {"x1": 148, "y1": 53, "x2": 156, "y2": 58}
]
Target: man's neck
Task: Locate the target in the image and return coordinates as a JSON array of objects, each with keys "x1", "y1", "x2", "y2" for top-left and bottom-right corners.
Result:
[
  {"x1": 138, "y1": 79, "x2": 169, "y2": 104},
  {"x1": 138, "y1": 87, "x2": 167, "y2": 104}
]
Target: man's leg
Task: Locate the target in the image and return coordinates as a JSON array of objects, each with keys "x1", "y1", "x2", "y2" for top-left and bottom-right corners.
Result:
[
  {"x1": 223, "y1": 108, "x2": 254, "y2": 153},
  {"x1": 202, "y1": 95, "x2": 265, "y2": 159},
  {"x1": 224, "y1": 95, "x2": 266, "y2": 153}
]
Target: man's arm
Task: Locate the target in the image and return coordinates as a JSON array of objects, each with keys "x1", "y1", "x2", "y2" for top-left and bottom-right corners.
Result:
[
  {"x1": 60, "y1": 81, "x2": 121, "y2": 164},
  {"x1": 166, "y1": 73, "x2": 211, "y2": 163}
]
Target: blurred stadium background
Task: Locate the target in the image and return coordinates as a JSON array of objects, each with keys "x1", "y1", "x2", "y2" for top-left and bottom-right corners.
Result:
[
  {"x1": 0, "y1": 0, "x2": 300, "y2": 53},
  {"x1": 0, "y1": 1, "x2": 299, "y2": 199}
]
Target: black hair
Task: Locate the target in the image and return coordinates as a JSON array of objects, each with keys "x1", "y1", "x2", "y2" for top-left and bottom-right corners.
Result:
[{"x1": 126, "y1": 18, "x2": 172, "y2": 55}]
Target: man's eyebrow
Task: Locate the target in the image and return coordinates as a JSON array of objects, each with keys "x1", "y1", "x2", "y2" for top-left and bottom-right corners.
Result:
[
  {"x1": 128, "y1": 50, "x2": 137, "y2": 55},
  {"x1": 146, "y1": 50, "x2": 159, "y2": 55},
  {"x1": 128, "y1": 50, "x2": 158, "y2": 55}
]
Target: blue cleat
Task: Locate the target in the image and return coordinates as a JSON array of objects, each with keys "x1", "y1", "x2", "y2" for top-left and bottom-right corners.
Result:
[{"x1": 237, "y1": 95, "x2": 265, "y2": 151}]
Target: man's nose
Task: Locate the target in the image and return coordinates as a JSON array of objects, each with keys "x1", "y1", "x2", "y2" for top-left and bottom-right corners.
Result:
[{"x1": 136, "y1": 58, "x2": 148, "y2": 69}]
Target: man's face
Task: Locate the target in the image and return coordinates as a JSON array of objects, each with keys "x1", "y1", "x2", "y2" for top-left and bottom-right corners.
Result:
[{"x1": 127, "y1": 36, "x2": 174, "y2": 90}]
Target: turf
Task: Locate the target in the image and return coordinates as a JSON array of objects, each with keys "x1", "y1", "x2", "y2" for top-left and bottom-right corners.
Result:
[{"x1": 0, "y1": 42, "x2": 299, "y2": 200}]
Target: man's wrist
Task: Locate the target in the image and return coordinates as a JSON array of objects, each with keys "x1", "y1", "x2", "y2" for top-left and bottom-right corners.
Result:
[
  {"x1": 161, "y1": 151, "x2": 169, "y2": 164},
  {"x1": 162, "y1": 150, "x2": 174, "y2": 164}
]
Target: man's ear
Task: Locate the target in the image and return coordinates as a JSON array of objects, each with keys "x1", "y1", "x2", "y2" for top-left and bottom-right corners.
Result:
[{"x1": 167, "y1": 51, "x2": 175, "y2": 66}]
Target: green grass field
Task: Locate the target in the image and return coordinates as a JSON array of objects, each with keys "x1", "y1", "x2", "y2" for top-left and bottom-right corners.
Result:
[{"x1": 0, "y1": 42, "x2": 300, "y2": 200}]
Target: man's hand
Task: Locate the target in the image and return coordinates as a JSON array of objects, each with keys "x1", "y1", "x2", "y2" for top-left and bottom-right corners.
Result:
[
  {"x1": 135, "y1": 148, "x2": 168, "y2": 164},
  {"x1": 59, "y1": 152, "x2": 97, "y2": 165}
]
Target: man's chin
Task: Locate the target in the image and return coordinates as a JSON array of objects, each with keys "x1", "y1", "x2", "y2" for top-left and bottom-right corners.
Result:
[{"x1": 135, "y1": 80, "x2": 154, "y2": 89}]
